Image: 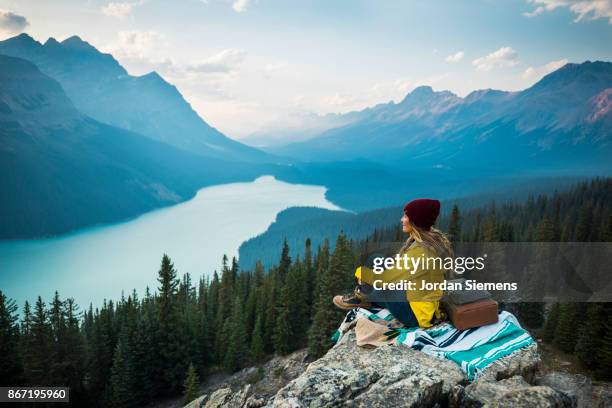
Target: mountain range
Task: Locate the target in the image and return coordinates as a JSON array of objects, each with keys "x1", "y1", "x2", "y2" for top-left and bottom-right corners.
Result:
[
  {"x1": 0, "y1": 33, "x2": 272, "y2": 163},
  {"x1": 267, "y1": 61, "x2": 612, "y2": 171}
]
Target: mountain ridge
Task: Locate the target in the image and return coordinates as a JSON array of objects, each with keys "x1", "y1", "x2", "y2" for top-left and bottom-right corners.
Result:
[
  {"x1": 0, "y1": 33, "x2": 273, "y2": 163},
  {"x1": 267, "y1": 60, "x2": 612, "y2": 167}
]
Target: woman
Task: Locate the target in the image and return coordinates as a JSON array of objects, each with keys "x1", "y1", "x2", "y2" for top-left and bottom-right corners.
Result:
[{"x1": 333, "y1": 198, "x2": 452, "y2": 328}]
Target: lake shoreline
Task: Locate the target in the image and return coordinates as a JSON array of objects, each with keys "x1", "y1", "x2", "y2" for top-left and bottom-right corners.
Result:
[{"x1": 0, "y1": 176, "x2": 342, "y2": 315}]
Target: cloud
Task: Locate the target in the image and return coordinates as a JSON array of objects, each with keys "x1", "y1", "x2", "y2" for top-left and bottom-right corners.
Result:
[
  {"x1": 0, "y1": 9, "x2": 29, "y2": 34},
  {"x1": 522, "y1": 58, "x2": 569, "y2": 79},
  {"x1": 101, "y1": 0, "x2": 145, "y2": 19},
  {"x1": 188, "y1": 49, "x2": 247, "y2": 73},
  {"x1": 323, "y1": 93, "x2": 358, "y2": 110},
  {"x1": 523, "y1": 0, "x2": 612, "y2": 24},
  {"x1": 472, "y1": 47, "x2": 519, "y2": 72},
  {"x1": 102, "y1": 30, "x2": 178, "y2": 76},
  {"x1": 105, "y1": 30, "x2": 165, "y2": 59},
  {"x1": 232, "y1": 0, "x2": 250, "y2": 12},
  {"x1": 445, "y1": 51, "x2": 465, "y2": 63}
]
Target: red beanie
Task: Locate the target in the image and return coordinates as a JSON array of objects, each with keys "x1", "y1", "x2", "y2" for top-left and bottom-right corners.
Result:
[{"x1": 403, "y1": 198, "x2": 440, "y2": 230}]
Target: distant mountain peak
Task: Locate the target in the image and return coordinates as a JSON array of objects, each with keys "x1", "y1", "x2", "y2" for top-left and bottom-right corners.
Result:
[
  {"x1": 142, "y1": 71, "x2": 164, "y2": 81},
  {"x1": 399, "y1": 86, "x2": 432, "y2": 104},
  {"x1": 414, "y1": 85, "x2": 433, "y2": 92},
  {"x1": 410, "y1": 85, "x2": 434, "y2": 96},
  {"x1": 529, "y1": 60, "x2": 611, "y2": 93},
  {"x1": 1, "y1": 33, "x2": 40, "y2": 50},
  {"x1": 60, "y1": 35, "x2": 99, "y2": 53},
  {"x1": 399, "y1": 86, "x2": 460, "y2": 104},
  {"x1": 44, "y1": 37, "x2": 61, "y2": 46},
  {"x1": 464, "y1": 88, "x2": 510, "y2": 103},
  {"x1": 12, "y1": 32, "x2": 37, "y2": 43}
]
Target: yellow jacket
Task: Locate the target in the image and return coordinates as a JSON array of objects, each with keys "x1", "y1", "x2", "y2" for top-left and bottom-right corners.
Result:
[{"x1": 355, "y1": 241, "x2": 445, "y2": 327}]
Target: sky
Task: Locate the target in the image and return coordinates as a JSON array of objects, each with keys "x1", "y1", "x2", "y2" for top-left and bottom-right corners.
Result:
[{"x1": 0, "y1": 0, "x2": 611, "y2": 139}]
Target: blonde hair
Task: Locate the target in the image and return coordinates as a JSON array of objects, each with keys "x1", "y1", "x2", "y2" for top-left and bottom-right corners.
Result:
[{"x1": 401, "y1": 221, "x2": 453, "y2": 258}]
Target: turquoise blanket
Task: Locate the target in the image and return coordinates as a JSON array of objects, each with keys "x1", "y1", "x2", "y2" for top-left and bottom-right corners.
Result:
[{"x1": 334, "y1": 309, "x2": 535, "y2": 381}]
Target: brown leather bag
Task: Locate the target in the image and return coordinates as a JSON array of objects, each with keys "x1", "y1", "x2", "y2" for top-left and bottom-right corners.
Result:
[{"x1": 443, "y1": 298, "x2": 499, "y2": 330}]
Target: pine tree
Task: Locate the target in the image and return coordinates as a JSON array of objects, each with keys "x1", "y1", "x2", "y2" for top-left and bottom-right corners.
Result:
[
  {"x1": 176, "y1": 273, "x2": 199, "y2": 393},
  {"x1": 0, "y1": 290, "x2": 22, "y2": 385},
  {"x1": 273, "y1": 285, "x2": 292, "y2": 355},
  {"x1": 308, "y1": 234, "x2": 354, "y2": 358},
  {"x1": 25, "y1": 296, "x2": 53, "y2": 385},
  {"x1": 244, "y1": 276, "x2": 257, "y2": 339},
  {"x1": 109, "y1": 325, "x2": 138, "y2": 408},
  {"x1": 62, "y1": 298, "x2": 86, "y2": 405},
  {"x1": 156, "y1": 254, "x2": 183, "y2": 392},
  {"x1": 304, "y1": 239, "x2": 315, "y2": 321},
  {"x1": 448, "y1": 204, "x2": 461, "y2": 243},
  {"x1": 49, "y1": 291, "x2": 68, "y2": 384},
  {"x1": 224, "y1": 295, "x2": 248, "y2": 372},
  {"x1": 195, "y1": 305, "x2": 212, "y2": 370},
  {"x1": 311, "y1": 240, "x2": 330, "y2": 316},
  {"x1": 206, "y1": 271, "x2": 220, "y2": 363},
  {"x1": 87, "y1": 302, "x2": 115, "y2": 402},
  {"x1": 250, "y1": 315, "x2": 265, "y2": 363},
  {"x1": 21, "y1": 300, "x2": 32, "y2": 337},
  {"x1": 285, "y1": 258, "x2": 309, "y2": 346},
  {"x1": 278, "y1": 239, "x2": 292, "y2": 284},
  {"x1": 217, "y1": 261, "x2": 233, "y2": 323},
  {"x1": 182, "y1": 362, "x2": 200, "y2": 406},
  {"x1": 262, "y1": 271, "x2": 277, "y2": 354},
  {"x1": 231, "y1": 256, "x2": 239, "y2": 285},
  {"x1": 216, "y1": 255, "x2": 235, "y2": 358},
  {"x1": 136, "y1": 290, "x2": 157, "y2": 403}
]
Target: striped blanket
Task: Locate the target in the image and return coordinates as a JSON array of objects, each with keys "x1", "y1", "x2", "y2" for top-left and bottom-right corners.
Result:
[{"x1": 333, "y1": 308, "x2": 535, "y2": 381}]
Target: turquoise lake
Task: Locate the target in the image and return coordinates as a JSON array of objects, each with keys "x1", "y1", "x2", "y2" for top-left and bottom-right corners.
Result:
[{"x1": 0, "y1": 176, "x2": 342, "y2": 313}]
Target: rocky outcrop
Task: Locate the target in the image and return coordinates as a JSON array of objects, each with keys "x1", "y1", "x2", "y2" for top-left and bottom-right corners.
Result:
[
  {"x1": 268, "y1": 331, "x2": 554, "y2": 408},
  {"x1": 453, "y1": 375, "x2": 574, "y2": 408},
  {"x1": 536, "y1": 372, "x2": 599, "y2": 408},
  {"x1": 185, "y1": 330, "x2": 588, "y2": 408},
  {"x1": 185, "y1": 386, "x2": 252, "y2": 408},
  {"x1": 184, "y1": 350, "x2": 309, "y2": 408},
  {"x1": 269, "y1": 331, "x2": 464, "y2": 407}
]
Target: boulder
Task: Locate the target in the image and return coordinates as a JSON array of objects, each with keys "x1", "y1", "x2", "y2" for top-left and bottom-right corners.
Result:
[
  {"x1": 474, "y1": 343, "x2": 540, "y2": 383},
  {"x1": 453, "y1": 375, "x2": 575, "y2": 408},
  {"x1": 183, "y1": 385, "x2": 251, "y2": 408},
  {"x1": 269, "y1": 331, "x2": 464, "y2": 407},
  {"x1": 536, "y1": 372, "x2": 592, "y2": 408},
  {"x1": 183, "y1": 349, "x2": 309, "y2": 408}
]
